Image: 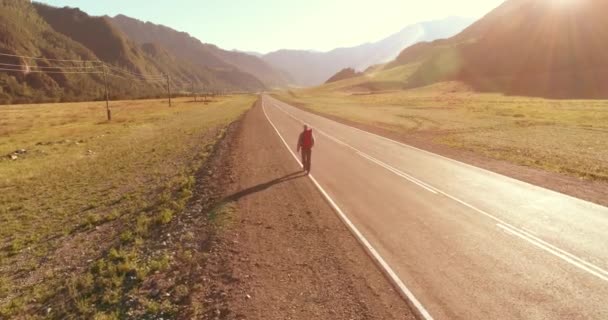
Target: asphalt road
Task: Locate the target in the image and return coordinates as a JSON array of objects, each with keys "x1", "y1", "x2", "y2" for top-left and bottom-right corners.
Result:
[{"x1": 260, "y1": 95, "x2": 608, "y2": 320}]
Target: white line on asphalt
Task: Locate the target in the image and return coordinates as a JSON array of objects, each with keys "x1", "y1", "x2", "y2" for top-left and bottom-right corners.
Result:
[
  {"x1": 265, "y1": 96, "x2": 608, "y2": 283},
  {"x1": 500, "y1": 224, "x2": 608, "y2": 279},
  {"x1": 356, "y1": 152, "x2": 438, "y2": 194},
  {"x1": 261, "y1": 100, "x2": 435, "y2": 320},
  {"x1": 269, "y1": 97, "x2": 607, "y2": 211},
  {"x1": 269, "y1": 101, "x2": 438, "y2": 194},
  {"x1": 497, "y1": 224, "x2": 608, "y2": 281}
]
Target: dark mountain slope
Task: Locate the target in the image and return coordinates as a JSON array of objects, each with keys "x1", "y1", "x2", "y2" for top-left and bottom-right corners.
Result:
[
  {"x1": 0, "y1": 0, "x2": 109, "y2": 103},
  {"x1": 33, "y1": 4, "x2": 151, "y2": 73},
  {"x1": 34, "y1": 4, "x2": 265, "y2": 93},
  {"x1": 110, "y1": 15, "x2": 289, "y2": 87},
  {"x1": 325, "y1": 68, "x2": 362, "y2": 84},
  {"x1": 0, "y1": 1, "x2": 264, "y2": 104},
  {"x1": 391, "y1": 0, "x2": 608, "y2": 98}
]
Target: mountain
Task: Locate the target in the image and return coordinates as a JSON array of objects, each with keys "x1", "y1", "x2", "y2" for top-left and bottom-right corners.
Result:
[
  {"x1": 0, "y1": 0, "x2": 106, "y2": 104},
  {"x1": 110, "y1": 15, "x2": 289, "y2": 87},
  {"x1": 33, "y1": 4, "x2": 162, "y2": 75},
  {"x1": 241, "y1": 51, "x2": 263, "y2": 58},
  {"x1": 262, "y1": 17, "x2": 474, "y2": 86},
  {"x1": 34, "y1": 4, "x2": 265, "y2": 92},
  {"x1": 0, "y1": 1, "x2": 265, "y2": 105},
  {"x1": 325, "y1": 68, "x2": 362, "y2": 84},
  {"x1": 389, "y1": 0, "x2": 608, "y2": 98}
]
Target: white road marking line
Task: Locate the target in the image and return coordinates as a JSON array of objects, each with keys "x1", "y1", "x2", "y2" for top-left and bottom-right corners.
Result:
[
  {"x1": 265, "y1": 97, "x2": 608, "y2": 283},
  {"x1": 510, "y1": 225, "x2": 608, "y2": 278},
  {"x1": 269, "y1": 97, "x2": 607, "y2": 211},
  {"x1": 497, "y1": 224, "x2": 608, "y2": 282},
  {"x1": 269, "y1": 101, "x2": 438, "y2": 194},
  {"x1": 261, "y1": 100, "x2": 435, "y2": 320},
  {"x1": 356, "y1": 152, "x2": 438, "y2": 194}
]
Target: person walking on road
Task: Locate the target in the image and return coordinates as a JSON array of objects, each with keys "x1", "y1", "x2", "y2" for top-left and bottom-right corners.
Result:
[{"x1": 297, "y1": 124, "x2": 315, "y2": 174}]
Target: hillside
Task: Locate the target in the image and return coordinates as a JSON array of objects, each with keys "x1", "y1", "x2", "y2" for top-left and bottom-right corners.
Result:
[
  {"x1": 33, "y1": 4, "x2": 153, "y2": 73},
  {"x1": 110, "y1": 14, "x2": 289, "y2": 87},
  {"x1": 34, "y1": 4, "x2": 265, "y2": 93},
  {"x1": 262, "y1": 17, "x2": 473, "y2": 86},
  {"x1": 325, "y1": 68, "x2": 362, "y2": 83},
  {"x1": 0, "y1": 0, "x2": 107, "y2": 103},
  {"x1": 0, "y1": 1, "x2": 264, "y2": 105},
  {"x1": 389, "y1": 0, "x2": 608, "y2": 98}
]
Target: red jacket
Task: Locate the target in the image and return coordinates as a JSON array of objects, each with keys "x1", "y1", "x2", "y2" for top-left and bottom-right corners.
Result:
[{"x1": 297, "y1": 129, "x2": 315, "y2": 150}]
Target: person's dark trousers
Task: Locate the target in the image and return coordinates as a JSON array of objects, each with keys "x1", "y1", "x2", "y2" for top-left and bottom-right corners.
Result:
[{"x1": 301, "y1": 148, "x2": 312, "y2": 172}]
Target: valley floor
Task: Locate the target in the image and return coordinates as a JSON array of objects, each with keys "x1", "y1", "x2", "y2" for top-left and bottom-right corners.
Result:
[
  {"x1": 0, "y1": 96, "x2": 251, "y2": 318},
  {"x1": 1, "y1": 96, "x2": 415, "y2": 319},
  {"x1": 272, "y1": 84, "x2": 608, "y2": 206}
]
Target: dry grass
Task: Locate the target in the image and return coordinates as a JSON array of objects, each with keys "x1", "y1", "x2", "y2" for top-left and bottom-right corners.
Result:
[
  {"x1": 274, "y1": 82, "x2": 608, "y2": 181},
  {"x1": 0, "y1": 95, "x2": 254, "y2": 318}
]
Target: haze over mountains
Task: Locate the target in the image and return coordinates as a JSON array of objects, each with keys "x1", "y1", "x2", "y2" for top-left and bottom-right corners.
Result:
[
  {"x1": 321, "y1": 0, "x2": 608, "y2": 99},
  {"x1": 261, "y1": 17, "x2": 474, "y2": 86},
  {"x1": 3, "y1": 1, "x2": 471, "y2": 103},
  {"x1": 2, "y1": 0, "x2": 608, "y2": 103}
]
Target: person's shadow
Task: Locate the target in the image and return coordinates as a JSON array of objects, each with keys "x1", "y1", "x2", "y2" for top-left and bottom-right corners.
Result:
[{"x1": 222, "y1": 171, "x2": 306, "y2": 203}]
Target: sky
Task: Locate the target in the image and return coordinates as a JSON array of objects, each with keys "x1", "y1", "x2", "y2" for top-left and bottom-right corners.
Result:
[{"x1": 39, "y1": 0, "x2": 504, "y2": 53}]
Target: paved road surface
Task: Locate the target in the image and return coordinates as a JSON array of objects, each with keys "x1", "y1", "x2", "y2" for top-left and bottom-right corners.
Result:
[{"x1": 260, "y1": 95, "x2": 608, "y2": 320}]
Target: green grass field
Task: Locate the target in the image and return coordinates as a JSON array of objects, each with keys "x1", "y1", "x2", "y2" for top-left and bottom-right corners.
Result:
[
  {"x1": 275, "y1": 81, "x2": 608, "y2": 181},
  {"x1": 0, "y1": 95, "x2": 254, "y2": 318}
]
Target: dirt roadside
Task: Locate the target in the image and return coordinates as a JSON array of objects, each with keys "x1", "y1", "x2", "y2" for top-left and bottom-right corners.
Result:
[
  {"x1": 197, "y1": 99, "x2": 415, "y2": 319},
  {"x1": 272, "y1": 96, "x2": 608, "y2": 207}
]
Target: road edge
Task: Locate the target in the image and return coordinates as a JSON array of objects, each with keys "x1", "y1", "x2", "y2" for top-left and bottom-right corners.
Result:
[{"x1": 260, "y1": 96, "x2": 434, "y2": 320}]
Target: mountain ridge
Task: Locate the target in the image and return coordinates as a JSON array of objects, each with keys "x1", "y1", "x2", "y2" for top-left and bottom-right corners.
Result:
[
  {"x1": 0, "y1": 1, "x2": 266, "y2": 104},
  {"x1": 325, "y1": 68, "x2": 362, "y2": 83},
  {"x1": 262, "y1": 16, "x2": 474, "y2": 86},
  {"x1": 388, "y1": 0, "x2": 608, "y2": 98},
  {"x1": 110, "y1": 14, "x2": 290, "y2": 87}
]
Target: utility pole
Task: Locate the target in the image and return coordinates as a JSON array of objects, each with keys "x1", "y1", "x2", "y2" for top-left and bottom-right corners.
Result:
[
  {"x1": 166, "y1": 74, "x2": 172, "y2": 107},
  {"x1": 102, "y1": 65, "x2": 111, "y2": 121},
  {"x1": 192, "y1": 80, "x2": 197, "y2": 102}
]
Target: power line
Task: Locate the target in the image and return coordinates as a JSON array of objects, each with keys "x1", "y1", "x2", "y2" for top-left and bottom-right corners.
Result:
[
  {"x1": 105, "y1": 72, "x2": 130, "y2": 80},
  {"x1": 0, "y1": 52, "x2": 102, "y2": 63},
  {"x1": 0, "y1": 62, "x2": 159, "y2": 79},
  {"x1": 0, "y1": 52, "x2": 174, "y2": 113},
  {"x1": 0, "y1": 67, "x2": 102, "y2": 74},
  {"x1": 0, "y1": 52, "x2": 166, "y2": 80},
  {"x1": 0, "y1": 62, "x2": 101, "y2": 70},
  {"x1": 106, "y1": 72, "x2": 165, "y2": 82},
  {"x1": 104, "y1": 64, "x2": 164, "y2": 80}
]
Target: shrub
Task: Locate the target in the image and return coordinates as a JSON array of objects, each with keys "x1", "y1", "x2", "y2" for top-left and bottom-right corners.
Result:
[{"x1": 156, "y1": 208, "x2": 174, "y2": 225}]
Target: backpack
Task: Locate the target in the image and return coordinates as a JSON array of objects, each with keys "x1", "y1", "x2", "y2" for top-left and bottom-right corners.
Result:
[{"x1": 302, "y1": 129, "x2": 313, "y2": 149}]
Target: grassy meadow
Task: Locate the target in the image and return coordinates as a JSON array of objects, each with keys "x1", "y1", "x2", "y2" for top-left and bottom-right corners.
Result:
[
  {"x1": 0, "y1": 95, "x2": 254, "y2": 318},
  {"x1": 275, "y1": 81, "x2": 608, "y2": 181}
]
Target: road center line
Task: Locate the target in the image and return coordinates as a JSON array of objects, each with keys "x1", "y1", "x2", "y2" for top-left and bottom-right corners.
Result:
[
  {"x1": 497, "y1": 224, "x2": 608, "y2": 281},
  {"x1": 266, "y1": 98, "x2": 608, "y2": 283},
  {"x1": 261, "y1": 100, "x2": 435, "y2": 320},
  {"x1": 356, "y1": 152, "x2": 438, "y2": 194},
  {"x1": 270, "y1": 101, "x2": 438, "y2": 194},
  {"x1": 271, "y1": 98, "x2": 607, "y2": 212}
]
